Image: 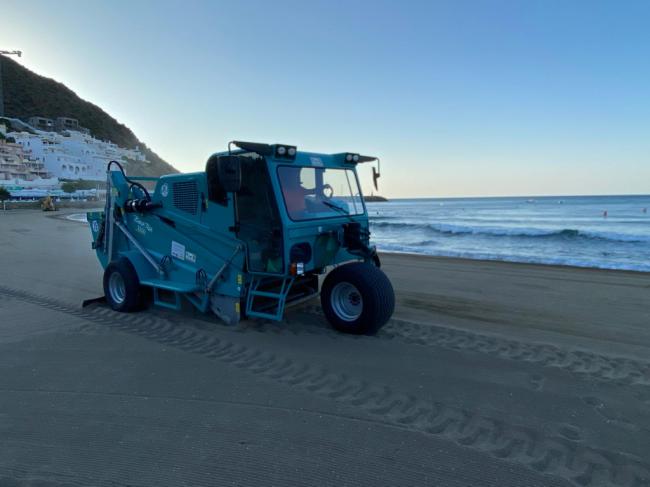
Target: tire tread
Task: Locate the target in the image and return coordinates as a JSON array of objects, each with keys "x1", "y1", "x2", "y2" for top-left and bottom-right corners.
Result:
[
  {"x1": 103, "y1": 258, "x2": 144, "y2": 312},
  {"x1": 321, "y1": 262, "x2": 395, "y2": 335}
]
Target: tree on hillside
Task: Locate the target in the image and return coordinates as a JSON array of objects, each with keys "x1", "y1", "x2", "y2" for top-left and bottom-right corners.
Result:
[{"x1": 61, "y1": 182, "x2": 76, "y2": 194}]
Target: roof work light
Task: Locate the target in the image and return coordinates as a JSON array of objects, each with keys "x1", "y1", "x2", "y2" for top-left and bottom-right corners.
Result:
[
  {"x1": 275, "y1": 144, "x2": 297, "y2": 160},
  {"x1": 345, "y1": 153, "x2": 360, "y2": 163}
]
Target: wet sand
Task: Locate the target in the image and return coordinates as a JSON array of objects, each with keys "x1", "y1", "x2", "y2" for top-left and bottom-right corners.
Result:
[{"x1": 0, "y1": 210, "x2": 649, "y2": 487}]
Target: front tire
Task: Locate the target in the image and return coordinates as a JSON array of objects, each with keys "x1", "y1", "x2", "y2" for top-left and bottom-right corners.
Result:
[
  {"x1": 321, "y1": 262, "x2": 395, "y2": 335},
  {"x1": 103, "y1": 258, "x2": 144, "y2": 312}
]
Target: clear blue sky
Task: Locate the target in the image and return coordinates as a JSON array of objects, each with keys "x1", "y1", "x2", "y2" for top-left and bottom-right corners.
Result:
[{"x1": 2, "y1": 0, "x2": 649, "y2": 197}]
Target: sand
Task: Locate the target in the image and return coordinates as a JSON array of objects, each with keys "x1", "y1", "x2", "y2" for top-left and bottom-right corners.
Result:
[{"x1": 0, "y1": 210, "x2": 648, "y2": 487}]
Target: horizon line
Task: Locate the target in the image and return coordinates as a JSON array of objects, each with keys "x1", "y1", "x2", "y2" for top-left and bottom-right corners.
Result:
[{"x1": 380, "y1": 193, "x2": 650, "y2": 200}]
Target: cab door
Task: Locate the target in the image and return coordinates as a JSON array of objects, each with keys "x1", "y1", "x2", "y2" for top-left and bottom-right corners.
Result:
[{"x1": 236, "y1": 156, "x2": 284, "y2": 273}]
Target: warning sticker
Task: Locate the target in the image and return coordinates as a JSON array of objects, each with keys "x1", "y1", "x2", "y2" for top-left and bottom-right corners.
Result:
[{"x1": 171, "y1": 240, "x2": 185, "y2": 260}]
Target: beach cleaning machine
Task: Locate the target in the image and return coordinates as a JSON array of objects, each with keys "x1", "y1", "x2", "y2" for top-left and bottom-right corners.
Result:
[{"x1": 87, "y1": 141, "x2": 394, "y2": 334}]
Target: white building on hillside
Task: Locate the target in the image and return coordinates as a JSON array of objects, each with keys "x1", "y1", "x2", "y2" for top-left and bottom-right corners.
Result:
[
  {"x1": 0, "y1": 139, "x2": 57, "y2": 188},
  {"x1": 7, "y1": 125, "x2": 147, "y2": 181}
]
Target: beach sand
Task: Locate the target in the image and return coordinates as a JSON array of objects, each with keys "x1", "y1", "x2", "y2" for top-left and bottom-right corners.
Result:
[{"x1": 1, "y1": 210, "x2": 648, "y2": 486}]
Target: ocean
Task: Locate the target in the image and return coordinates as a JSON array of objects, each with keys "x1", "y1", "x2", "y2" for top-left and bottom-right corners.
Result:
[{"x1": 366, "y1": 195, "x2": 650, "y2": 272}]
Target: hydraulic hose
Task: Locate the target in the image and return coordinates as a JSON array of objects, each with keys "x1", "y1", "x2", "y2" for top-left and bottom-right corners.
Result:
[{"x1": 107, "y1": 160, "x2": 151, "y2": 201}]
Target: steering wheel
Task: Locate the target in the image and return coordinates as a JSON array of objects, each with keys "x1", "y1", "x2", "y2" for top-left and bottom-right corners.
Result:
[{"x1": 322, "y1": 184, "x2": 334, "y2": 199}]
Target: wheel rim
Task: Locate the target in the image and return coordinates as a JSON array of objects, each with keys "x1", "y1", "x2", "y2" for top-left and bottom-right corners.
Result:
[
  {"x1": 108, "y1": 271, "x2": 126, "y2": 304},
  {"x1": 330, "y1": 282, "x2": 363, "y2": 322}
]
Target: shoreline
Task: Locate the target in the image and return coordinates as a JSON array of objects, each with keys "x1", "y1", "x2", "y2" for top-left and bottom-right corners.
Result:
[{"x1": 377, "y1": 248, "x2": 650, "y2": 274}]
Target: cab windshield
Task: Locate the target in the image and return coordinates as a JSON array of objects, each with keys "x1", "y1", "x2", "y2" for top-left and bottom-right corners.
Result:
[{"x1": 278, "y1": 166, "x2": 365, "y2": 221}]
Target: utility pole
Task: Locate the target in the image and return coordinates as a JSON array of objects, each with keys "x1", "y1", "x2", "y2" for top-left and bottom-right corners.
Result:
[{"x1": 0, "y1": 50, "x2": 22, "y2": 118}]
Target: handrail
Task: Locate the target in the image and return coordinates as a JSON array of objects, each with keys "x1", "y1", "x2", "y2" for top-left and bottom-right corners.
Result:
[{"x1": 206, "y1": 244, "x2": 243, "y2": 293}]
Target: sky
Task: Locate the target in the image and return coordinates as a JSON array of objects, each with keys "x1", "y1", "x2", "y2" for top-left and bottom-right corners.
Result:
[{"x1": 2, "y1": 0, "x2": 649, "y2": 198}]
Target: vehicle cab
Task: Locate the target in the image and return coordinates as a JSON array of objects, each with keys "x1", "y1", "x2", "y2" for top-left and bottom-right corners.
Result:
[{"x1": 208, "y1": 141, "x2": 381, "y2": 279}]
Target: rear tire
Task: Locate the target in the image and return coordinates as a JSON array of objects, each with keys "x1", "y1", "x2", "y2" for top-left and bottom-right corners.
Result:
[
  {"x1": 103, "y1": 258, "x2": 144, "y2": 312},
  {"x1": 321, "y1": 262, "x2": 395, "y2": 335}
]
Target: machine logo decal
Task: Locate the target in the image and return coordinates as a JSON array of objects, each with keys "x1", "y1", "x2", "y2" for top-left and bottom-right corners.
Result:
[
  {"x1": 185, "y1": 251, "x2": 196, "y2": 263},
  {"x1": 133, "y1": 215, "x2": 153, "y2": 235},
  {"x1": 161, "y1": 183, "x2": 169, "y2": 197},
  {"x1": 171, "y1": 240, "x2": 186, "y2": 260},
  {"x1": 91, "y1": 220, "x2": 99, "y2": 233},
  {"x1": 310, "y1": 157, "x2": 323, "y2": 166}
]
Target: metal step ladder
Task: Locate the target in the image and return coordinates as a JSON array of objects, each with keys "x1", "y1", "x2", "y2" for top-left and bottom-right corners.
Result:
[{"x1": 245, "y1": 274, "x2": 294, "y2": 321}]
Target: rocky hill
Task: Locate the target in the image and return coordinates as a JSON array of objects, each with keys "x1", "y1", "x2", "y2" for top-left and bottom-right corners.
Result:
[{"x1": 0, "y1": 54, "x2": 177, "y2": 177}]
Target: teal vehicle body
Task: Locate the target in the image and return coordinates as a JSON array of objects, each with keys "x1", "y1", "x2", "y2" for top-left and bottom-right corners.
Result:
[{"x1": 87, "y1": 141, "x2": 394, "y2": 334}]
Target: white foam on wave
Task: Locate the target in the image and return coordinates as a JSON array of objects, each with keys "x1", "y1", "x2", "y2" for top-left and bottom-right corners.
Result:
[{"x1": 370, "y1": 220, "x2": 650, "y2": 243}]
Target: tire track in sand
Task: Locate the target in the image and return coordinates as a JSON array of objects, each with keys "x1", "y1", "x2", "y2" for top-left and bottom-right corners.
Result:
[
  {"x1": 383, "y1": 316, "x2": 650, "y2": 388},
  {"x1": 298, "y1": 304, "x2": 650, "y2": 392},
  {"x1": 0, "y1": 285, "x2": 648, "y2": 487}
]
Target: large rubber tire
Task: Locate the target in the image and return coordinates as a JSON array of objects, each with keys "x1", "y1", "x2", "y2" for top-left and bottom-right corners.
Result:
[
  {"x1": 103, "y1": 258, "x2": 144, "y2": 312},
  {"x1": 321, "y1": 262, "x2": 395, "y2": 335}
]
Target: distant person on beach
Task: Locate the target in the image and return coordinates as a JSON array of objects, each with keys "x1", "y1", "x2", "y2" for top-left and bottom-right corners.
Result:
[{"x1": 603, "y1": 210, "x2": 608, "y2": 218}]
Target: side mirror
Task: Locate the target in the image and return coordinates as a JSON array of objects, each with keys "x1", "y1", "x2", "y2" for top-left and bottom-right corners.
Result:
[
  {"x1": 372, "y1": 167, "x2": 380, "y2": 191},
  {"x1": 206, "y1": 155, "x2": 242, "y2": 204}
]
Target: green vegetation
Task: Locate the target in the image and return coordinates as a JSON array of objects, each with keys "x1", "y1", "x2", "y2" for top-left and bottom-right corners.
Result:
[
  {"x1": 0, "y1": 187, "x2": 10, "y2": 201},
  {"x1": 59, "y1": 179, "x2": 101, "y2": 190},
  {"x1": 0, "y1": 54, "x2": 177, "y2": 177},
  {"x1": 59, "y1": 179, "x2": 101, "y2": 193},
  {"x1": 61, "y1": 182, "x2": 76, "y2": 194}
]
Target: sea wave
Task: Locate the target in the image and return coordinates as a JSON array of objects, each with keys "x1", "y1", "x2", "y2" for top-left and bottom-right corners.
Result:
[{"x1": 369, "y1": 220, "x2": 650, "y2": 243}]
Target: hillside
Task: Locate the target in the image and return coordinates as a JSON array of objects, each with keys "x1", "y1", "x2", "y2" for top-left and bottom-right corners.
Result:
[{"x1": 0, "y1": 55, "x2": 177, "y2": 177}]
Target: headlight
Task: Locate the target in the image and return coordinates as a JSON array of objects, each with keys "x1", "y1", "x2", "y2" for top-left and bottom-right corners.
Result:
[
  {"x1": 290, "y1": 242, "x2": 312, "y2": 263},
  {"x1": 277, "y1": 146, "x2": 287, "y2": 156}
]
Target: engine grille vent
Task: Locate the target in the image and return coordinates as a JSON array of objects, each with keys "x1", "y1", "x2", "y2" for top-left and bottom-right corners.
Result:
[{"x1": 173, "y1": 181, "x2": 198, "y2": 215}]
